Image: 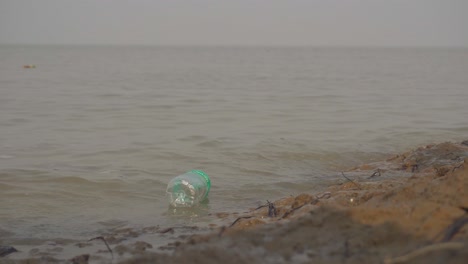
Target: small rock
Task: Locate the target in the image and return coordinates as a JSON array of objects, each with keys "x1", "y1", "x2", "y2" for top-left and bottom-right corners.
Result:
[
  {"x1": 216, "y1": 212, "x2": 230, "y2": 218},
  {"x1": 134, "y1": 241, "x2": 153, "y2": 253},
  {"x1": 114, "y1": 244, "x2": 129, "y2": 256},
  {"x1": 0, "y1": 245, "x2": 18, "y2": 257},
  {"x1": 70, "y1": 254, "x2": 90, "y2": 264}
]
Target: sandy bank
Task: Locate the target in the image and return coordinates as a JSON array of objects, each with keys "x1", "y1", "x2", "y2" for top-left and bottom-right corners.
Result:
[
  {"x1": 2, "y1": 141, "x2": 467, "y2": 264},
  {"x1": 122, "y1": 141, "x2": 468, "y2": 264}
]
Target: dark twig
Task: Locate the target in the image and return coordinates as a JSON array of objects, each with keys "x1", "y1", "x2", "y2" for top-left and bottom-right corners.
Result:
[
  {"x1": 441, "y1": 216, "x2": 468, "y2": 242},
  {"x1": 229, "y1": 216, "x2": 253, "y2": 227},
  {"x1": 89, "y1": 236, "x2": 113, "y2": 259},
  {"x1": 281, "y1": 192, "x2": 331, "y2": 219},
  {"x1": 218, "y1": 226, "x2": 227, "y2": 237},
  {"x1": 252, "y1": 204, "x2": 268, "y2": 211},
  {"x1": 267, "y1": 200, "x2": 277, "y2": 217},
  {"x1": 341, "y1": 172, "x2": 361, "y2": 190},
  {"x1": 281, "y1": 204, "x2": 307, "y2": 219},
  {"x1": 432, "y1": 208, "x2": 468, "y2": 242},
  {"x1": 384, "y1": 242, "x2": 464, "y2": 264}
]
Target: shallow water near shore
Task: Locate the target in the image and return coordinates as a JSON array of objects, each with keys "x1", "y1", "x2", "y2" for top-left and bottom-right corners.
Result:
[{"x1": 1, "y1": 45, "x2": 468, "y2": 248}]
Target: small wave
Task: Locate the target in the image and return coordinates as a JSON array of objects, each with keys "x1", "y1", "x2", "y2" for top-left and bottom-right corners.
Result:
[
  {"x1": 238, "y1": 168, "x2": 281, "y2": 178},
  {"x1": 448, "y1": 126, "x2": 468, "y2": 133},
  {"x1": 96, "y1": 93, "x2": 123, "y2": 98},
  {"x1": 73, "y1": 148, "x2": 142, "y2": 158},
  {"x1": 178, "y1": 135, "x2": 207, "y2": 142},
  {"x1": 7, "y1": 118, "x2": 31, "y2": 123},
  {"x1": 196, "y1": 140, "x2": 224, "y2": 148},
  {"x1": 0, "y1": 182, "x2": 20, "y2": 191},
  {"x1": 50, "y1": 175, "x2": 96, "y2": 185},
  {"x1": 0, "y1": 169, "x2": 51, "y2": 179},
  {"x1": 139, "y1": 104, "x2": 176, "y2": 110}
]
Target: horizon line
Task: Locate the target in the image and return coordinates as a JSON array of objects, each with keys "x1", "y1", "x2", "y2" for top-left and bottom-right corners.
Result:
[{"x1": 1, "y1": 42, "x2": 467, "y2": 49}]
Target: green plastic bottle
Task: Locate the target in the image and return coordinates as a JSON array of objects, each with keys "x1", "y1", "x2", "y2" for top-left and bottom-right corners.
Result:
[{"x1": 166, "y1": 170, "x2": 211, "y2": 207}]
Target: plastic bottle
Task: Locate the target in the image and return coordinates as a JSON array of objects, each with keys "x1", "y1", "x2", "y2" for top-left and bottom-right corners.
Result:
[{"x1": 166, "y1": 170, "x2": 211, "y2": 207}]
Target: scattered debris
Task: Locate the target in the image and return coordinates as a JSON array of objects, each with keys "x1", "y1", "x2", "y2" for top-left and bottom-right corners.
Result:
[
  {"x1": 267, "y1": 200, "x2": 277, "y2": 217},
  {"x1": 341, "y1": 172, "x2": 361, "y2": 189},
  {"x1": 253, "y1": 204, "x2": 269, "y2": 211},
  {"x1": 89, "y1": 236, "x2": 113, "y2": 259},
  {"x1": 281, "y1": 204, "x2": 306, "y2": 219},
  {"x1": 229, "y1": 216, "x2": 254, "y2": 227},
  {"x1": 6, "y1": 141, "x2": 468, "y2": 263}
]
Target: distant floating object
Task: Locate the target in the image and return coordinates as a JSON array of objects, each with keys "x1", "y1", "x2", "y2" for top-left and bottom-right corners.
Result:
[{"x1": 23, "y1": 64, "x2": 36, "y2": 69}]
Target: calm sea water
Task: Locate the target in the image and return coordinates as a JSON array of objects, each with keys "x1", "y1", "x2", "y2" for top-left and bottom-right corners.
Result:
[{"x1": 1, "y1": 45, "x2": 467, "y2": 244}]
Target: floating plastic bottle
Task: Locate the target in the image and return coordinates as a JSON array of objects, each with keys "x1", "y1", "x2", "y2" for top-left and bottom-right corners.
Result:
[{"x1": 166, "y1": 170, "x2": 211, "y2": 207}]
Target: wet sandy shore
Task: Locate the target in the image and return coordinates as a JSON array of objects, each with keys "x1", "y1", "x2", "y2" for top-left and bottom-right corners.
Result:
[{"x1": 2, "y1": 141, "x2": 468, "y2": 264}]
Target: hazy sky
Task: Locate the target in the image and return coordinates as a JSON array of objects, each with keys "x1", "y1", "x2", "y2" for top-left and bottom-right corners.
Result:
[{"x1": 1, "y1": 0, "x2": 467, "y2": 46}]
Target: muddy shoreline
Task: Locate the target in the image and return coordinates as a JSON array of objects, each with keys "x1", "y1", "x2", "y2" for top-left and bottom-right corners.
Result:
[{"x1": 2, "y1": 141, "x2": 468, "y2": 264}]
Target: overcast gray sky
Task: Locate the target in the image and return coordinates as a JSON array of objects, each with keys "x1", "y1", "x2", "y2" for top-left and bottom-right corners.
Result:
[{"x1": 1, "y1": 0, "x2": 467, "y2": 46}]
